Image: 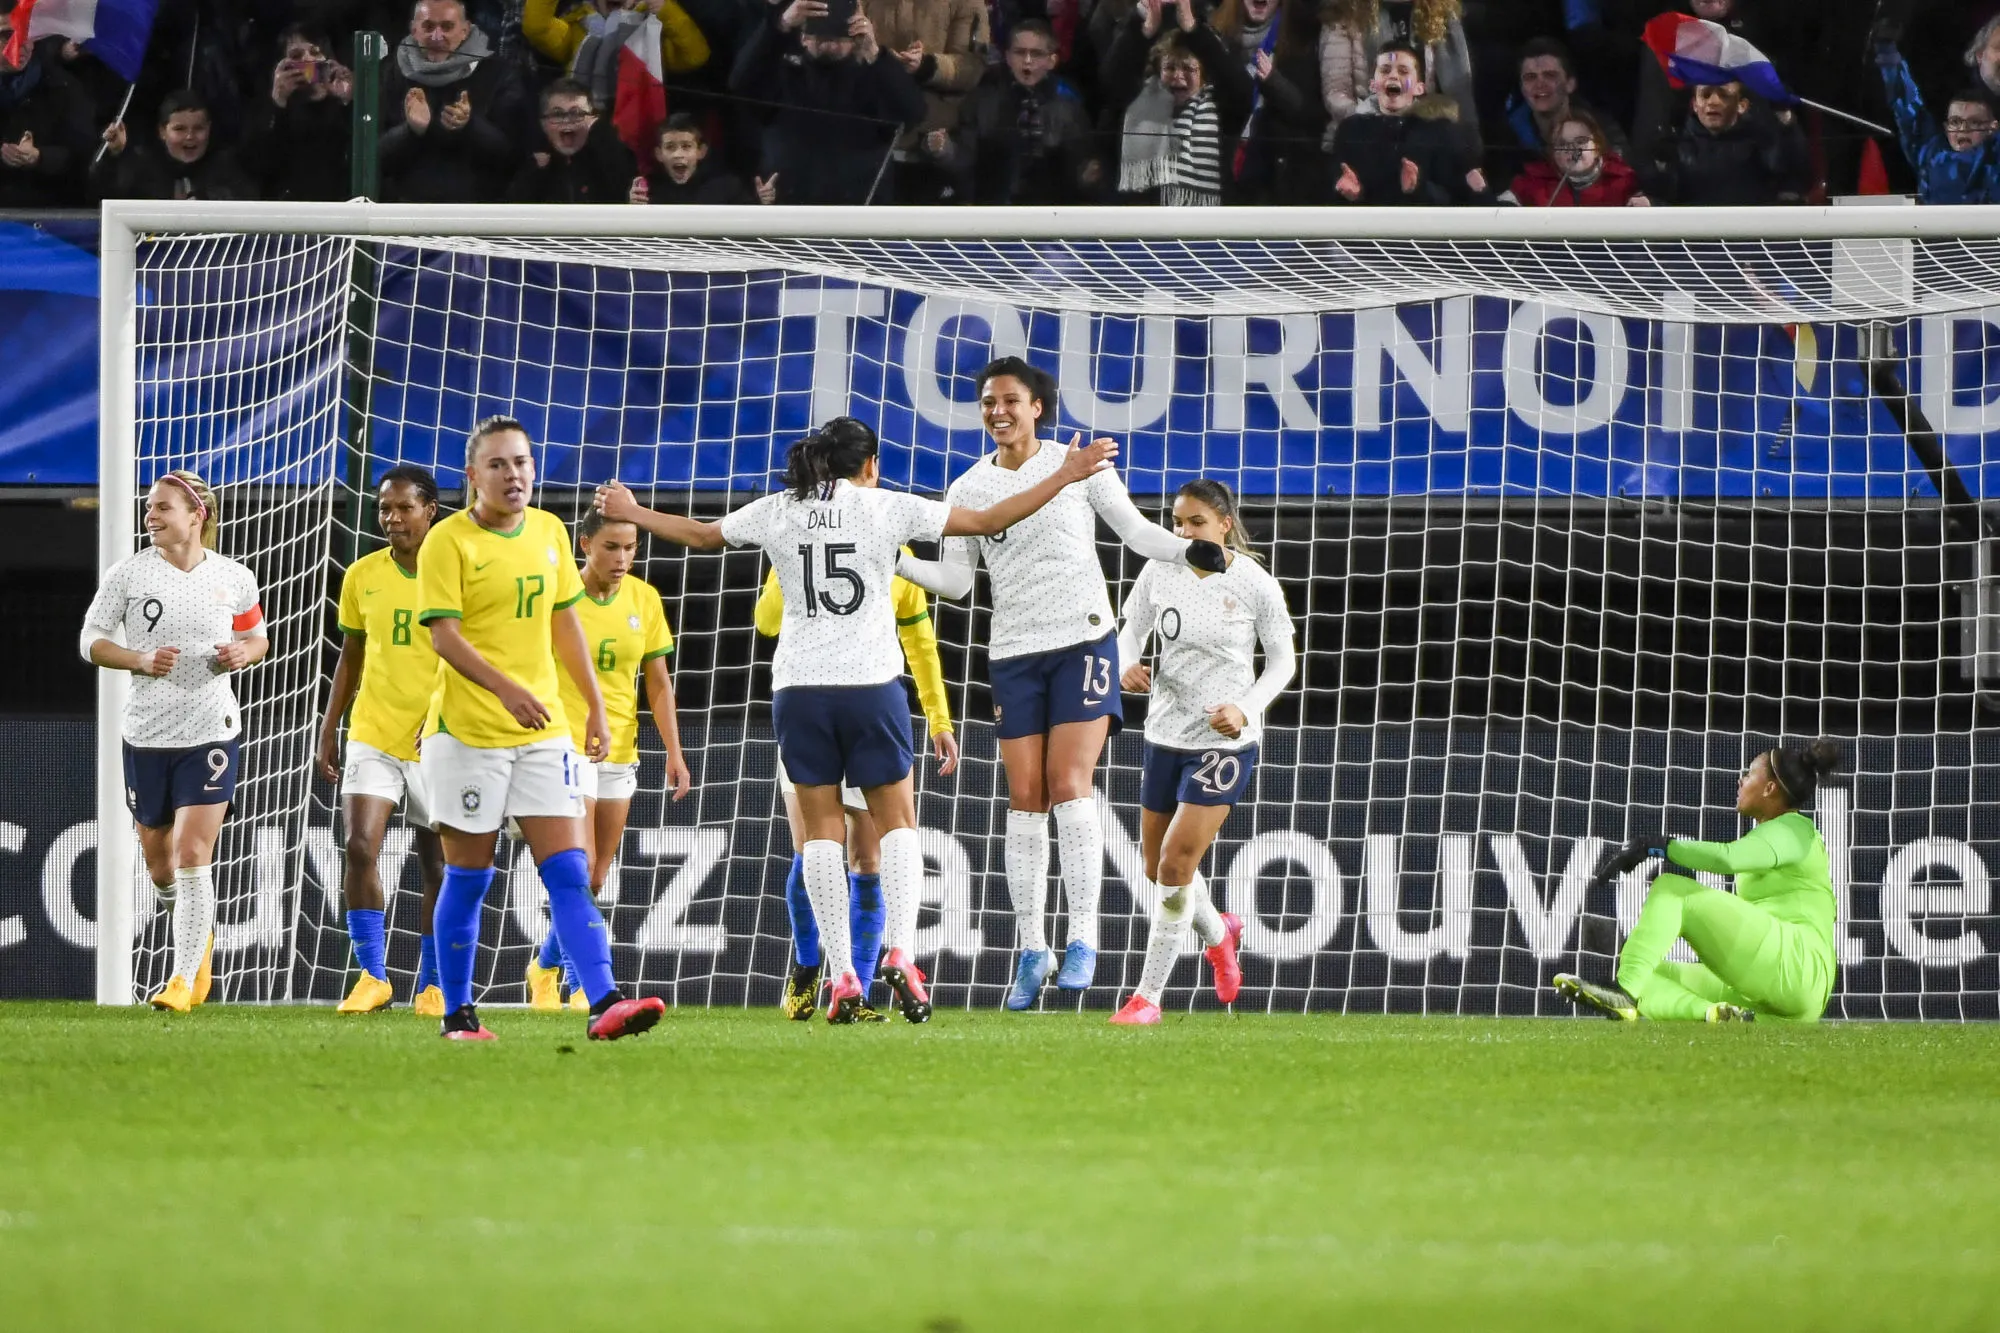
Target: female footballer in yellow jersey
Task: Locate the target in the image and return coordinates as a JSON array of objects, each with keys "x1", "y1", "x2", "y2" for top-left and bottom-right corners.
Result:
[
  {"x1": 758, "y1": 556, "x2": 957, "y2": 1019},
  {"x1": 315, "y1": 466, "x2": 449, "y2": 1016},
  {"x1": 528, "y1": 509, "x2": 692, "y2": 1010}
]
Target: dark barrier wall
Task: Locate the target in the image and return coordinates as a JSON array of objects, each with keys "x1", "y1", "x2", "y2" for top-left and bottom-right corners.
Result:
[{"x1": 7, "y1": 718, "x2": 1995, "y2": 1018}]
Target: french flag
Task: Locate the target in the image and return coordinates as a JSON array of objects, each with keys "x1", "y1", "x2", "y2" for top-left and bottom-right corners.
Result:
[
  {"x1": 1641, "y1": 12, "x2": 1792, "y2": 105},
  {"x1": 611, "y1": 14, "x2": 667, "y2": 163},
  {"x1": 2, "y1": 0, "x2": 160, "y2": 82}
]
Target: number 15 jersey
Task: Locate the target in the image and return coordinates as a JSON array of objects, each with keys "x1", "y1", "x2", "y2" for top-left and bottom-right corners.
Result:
[
  {"x1": 719, "y1": 481, "x2": 948, "y2": 691},
  {"x1": 417, "y1": 507, "x2": 584, "y2": 749}
]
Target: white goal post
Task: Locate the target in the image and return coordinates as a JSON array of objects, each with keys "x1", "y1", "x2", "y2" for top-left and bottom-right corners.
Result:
[{"x1": 94, "y1": 202, "x2": 2000, "y2": 1016}]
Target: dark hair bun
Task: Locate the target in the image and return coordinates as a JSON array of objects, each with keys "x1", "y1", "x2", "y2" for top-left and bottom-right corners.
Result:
[{"x1": 1799, "y1": 739, "x2": 1843, "y2": 779}]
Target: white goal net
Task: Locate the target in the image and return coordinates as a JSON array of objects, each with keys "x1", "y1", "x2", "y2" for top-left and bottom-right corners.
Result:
[{"x1": 94, "y1": 204, "x2": 2000, "y2": 1019}]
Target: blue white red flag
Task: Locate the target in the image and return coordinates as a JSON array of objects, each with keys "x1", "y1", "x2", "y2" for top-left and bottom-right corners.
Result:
[
  {"x1": 3, "y1": 0, "x2": 161, "y2": 83},
  {"x1": 1641, "y1": 12, "x2": 1793, "y2": 105}
]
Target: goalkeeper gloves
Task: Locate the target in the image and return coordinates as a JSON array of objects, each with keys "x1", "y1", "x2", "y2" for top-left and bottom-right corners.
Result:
[
  {"x1": 1589, "y1": 833, "x2": 1671, "y2": 891},
  {"x1": 1187, "y1": 539, "x2": 1227, "y2": 573}
]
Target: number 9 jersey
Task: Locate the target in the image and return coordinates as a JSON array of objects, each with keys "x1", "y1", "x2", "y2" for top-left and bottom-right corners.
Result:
[{"x1": 718, "y1": 480, "x2": 949, "y2": 690}]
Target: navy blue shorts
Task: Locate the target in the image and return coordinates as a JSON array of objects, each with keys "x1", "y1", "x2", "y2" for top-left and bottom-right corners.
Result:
[
  {"x1": 1139, "y1": 742, "x2": 1258, "y2": 814},
  {"x1": 772, "y1": 681, "x2": 914, "y2": 791},
  {"x1": 124, "y1": 738, "x2": 241, "y2": 828},
  {"x1": 988, "y1": 631, "x2": 1123, "y2": 741}
]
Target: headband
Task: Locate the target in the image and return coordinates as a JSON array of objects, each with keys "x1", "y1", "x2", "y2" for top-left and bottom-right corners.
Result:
[
  {"x1": 162, "y1": 473, "x2": 208, "y2": 519},
  {"x1": 1764, "y1": 749, "x2": 1799, "y2": 806}
]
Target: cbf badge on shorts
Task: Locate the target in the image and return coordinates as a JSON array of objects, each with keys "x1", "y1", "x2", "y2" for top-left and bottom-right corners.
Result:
[{"x1": 460, "y1": 785, "x2": 482, "y2": 815}]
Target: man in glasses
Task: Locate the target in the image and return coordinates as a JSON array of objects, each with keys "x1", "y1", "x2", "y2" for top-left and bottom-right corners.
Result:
[
  {"x1": 506, "y1": 78, "x2": 636, "y2": 202},
  {"x1": 1878, "y1": 38, "x2": 2000, "y2": 205},
  {"x1": 923, "y1": 19, "x2": 1101, "y2": 205}
]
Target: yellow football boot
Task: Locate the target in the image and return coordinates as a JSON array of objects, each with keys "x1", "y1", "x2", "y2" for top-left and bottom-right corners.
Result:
[
  {"x1": 412, "y1": 985, "x2": 446, "y2": 1018},
  {"x1": 192, "y1": 934, "x2": 215, "y2": 1006},
  {"x1": 337, "y1": 974, "x2": 395, "y2": 1014},
  {"x1": 568, "y1": 989, "x2": 589, "y2": 1012},
  {"x1": 149, "y1": 974, "x2": 193, "y2": 1014},
  {"x1": 525, "y1": 959, "x2": 563, "y2": 1011}
]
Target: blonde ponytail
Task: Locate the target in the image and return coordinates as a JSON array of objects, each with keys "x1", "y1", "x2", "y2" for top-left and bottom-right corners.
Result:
[{"x1": 163, "y1": 470, "x2": 219, "y2": 548}]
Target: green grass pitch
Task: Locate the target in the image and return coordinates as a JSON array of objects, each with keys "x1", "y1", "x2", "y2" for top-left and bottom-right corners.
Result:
[{"x1": 3, "y1": 1004, "x2": 1998, "y2": 1332}]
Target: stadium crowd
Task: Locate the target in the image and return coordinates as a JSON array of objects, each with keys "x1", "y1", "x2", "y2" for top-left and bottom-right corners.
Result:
[{"x1": 0, "y1": 0, "x2": 1992, "y2": 209}]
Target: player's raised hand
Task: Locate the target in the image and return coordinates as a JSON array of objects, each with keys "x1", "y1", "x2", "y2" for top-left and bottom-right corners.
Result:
[
  {"x1": 594, "y1": 480, "x2": 642, "y2": 522},
  {"x1": 931, "y1": 729, "x2": 960, "y2": 776},
  {"x1": 213, "y1": 640, "x2": 255, "y2": 672},
  {"x1": 496, "y1": 679, "x2": 552, "y2": 731},
  {"x1": 135, "y1": 646, "x2": 179, "y2": 677},
  {"x1": 1121, "y1": 663, "x2": 1151, "y2": 692},
  {"x1": 666, "y1": 750, "x2": 693, "y2": 800},
  {"x1": 1055, "y1": 431, "x2": 1118, "y2": 484},
  {"x1": 1205, "y1": 703, "x2": 1246, "y2": 738}
]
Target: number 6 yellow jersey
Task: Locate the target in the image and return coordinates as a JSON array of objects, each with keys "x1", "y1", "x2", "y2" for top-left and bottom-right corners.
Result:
[
  {"x1": 335, "y1": 546, "x2": 441, "y2": 762},
  {"x1": 557, "y1": 574, "x2": 674, "y2": 765},
  {"x1": 416, "y1": 507, "x2": 584, "y2": 749}
]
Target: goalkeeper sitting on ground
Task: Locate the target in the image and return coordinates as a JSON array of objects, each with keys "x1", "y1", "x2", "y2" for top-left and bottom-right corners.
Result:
[{"x1": 1556, "y1": 740, "x2": 1843, "y2": 1024}]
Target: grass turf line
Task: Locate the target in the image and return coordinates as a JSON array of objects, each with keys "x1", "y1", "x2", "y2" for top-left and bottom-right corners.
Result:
[{"x1": 2, "y1": 1004, "x2": 1997, "y2": 1332}]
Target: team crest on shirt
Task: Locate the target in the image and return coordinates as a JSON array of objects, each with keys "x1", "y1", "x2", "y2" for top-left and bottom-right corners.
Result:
[
  {"x1": 460, "y1": 786, "x2": 481, "y2": 814},
  {"x1": 628, "y1": 615, "x2": 641, "y2": 629},
  {"x1": 546, "y1": 547, "x2": 558, "y2": 565},
  {"x1": 1223, "y1": 595, "x2": 1239, "y2": 612}
]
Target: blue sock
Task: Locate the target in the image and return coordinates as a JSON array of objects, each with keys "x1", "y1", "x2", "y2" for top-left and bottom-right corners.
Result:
[
  {"x1": 541, "y1": 848, "x2": 616, "y2": 1007},
  {"x1": 435, "y1": 866, "x2": 495, "y2": 1013},
  {"x1": 850, "y1": 872, "x2": 884, "y2": 989},
  {"x1": 561, "y1": 952, "x2": 579, "y2": 994},
  {"x1": 346, "y1": 908, "x2": 387, "y2": 981},
  {"x1": 537, "y1": 927, "x2": 564, "y2": 970},
  {"x1": 785, "y1": 853, "x2": 820, "y2": 968},
  {"x1": 416, "y1": 934, "x2": 439, "y2": 992}
]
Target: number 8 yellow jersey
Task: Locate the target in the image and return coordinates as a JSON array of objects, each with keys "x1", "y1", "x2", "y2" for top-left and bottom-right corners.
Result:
[
  {"x1": 335, "y1": 547, "x2": 440, "y2": 762},
  {"x1": 416, "y1": 507, "x2": 584, "y2": 749},
  {"x1": 558, "y1": 574, "x2": 674, "y2": 765}
]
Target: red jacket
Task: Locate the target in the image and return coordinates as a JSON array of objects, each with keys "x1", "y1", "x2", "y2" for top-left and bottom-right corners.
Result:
[{"x1": 1509, "y1": 153, "x2": 1644, "y2": 207}]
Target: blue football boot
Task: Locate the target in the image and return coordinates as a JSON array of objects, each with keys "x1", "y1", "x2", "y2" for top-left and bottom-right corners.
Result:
[
  {"x1": 1055, "y1": 941, "x2": 1098, "y2": 991},
  {"x1": 1005, "y1": 948, "x2": 1054, "y2": 1011}
]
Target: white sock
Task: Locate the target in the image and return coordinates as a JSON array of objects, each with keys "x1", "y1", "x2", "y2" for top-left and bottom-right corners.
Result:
[
  {"x1": 1187, "y1": 870, "x2": 1225, "y2": 949},
  {"x1": 1004, "y1": 810, "x2": 1050, "y2": 954},
  {"x1": 1138, "y1": 882, "x2": 1192, "y2": 1005},
  {"x1": 171, "y1": 865, "x2": 215, "y2": 983},
  {"x1": 1053, "y1": 798, "x2": 1103, "y2": 951},
  {"x1": 878, "y1": 826, "x2": 923, "y2": 955},
  {"x1": 802, "y1": 840, "x2": 854, "y2": 981}
]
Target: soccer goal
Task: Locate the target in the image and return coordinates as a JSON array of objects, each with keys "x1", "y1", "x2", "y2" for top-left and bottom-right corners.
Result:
[{"x1": 93, "y1": 202, "x2": 2000, "y2": 1018}]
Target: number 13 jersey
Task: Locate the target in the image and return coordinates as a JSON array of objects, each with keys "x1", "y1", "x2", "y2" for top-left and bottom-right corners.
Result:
[{"x1": 719, "y1": 481, "x2": 948, "y2": 691}]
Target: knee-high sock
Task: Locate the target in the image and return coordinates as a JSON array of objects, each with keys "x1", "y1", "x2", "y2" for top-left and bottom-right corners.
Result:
[
  {"x1": 416, "y1": 934, "x2": 440, "y2": 993},
  {"x1": 1004, "y1": 810, "x2": 1050, "y2": 953},
  {"x1": 536, "y1": 926, "x2": 564, "y2": 970},
  {"x1": 1187, "y1": 870, "x2": 1226, "y2": 948},
  {"x1": 850, "y1": 871, "x2": 885, "y2": 987},
  {"x1": 1138, "y1": 882, "x2": 1193, "y2": 1005},
  {"x1": 347, "y1": 908, "x2": 387, "y2": 981},
  {"x1": 785, "y1": 853, "x2": 820, "y2": 968},
  {"x1": 801, "y1": 840, "x2": 854, "y2": 982},
  {"x1": 170, "y1": 865, "x2": 215, "y2": 984},
  {"x1": 434, "y1": 865, "x2": 495, "y2": 1012},
  {"x1": 877, "y1": 827, "x2": 924, "y2": 958},
  {"x1": 541, "y1": 848, "x2": 616, "y2": 1006},
  {"x1": 1053, "y1": 798, "x2": 1103, "y2": 951}
]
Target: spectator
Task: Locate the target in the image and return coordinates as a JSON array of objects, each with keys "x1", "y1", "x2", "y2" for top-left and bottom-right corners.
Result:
[
  {"x1": 1317, "y1": 0, "x2": 1473, "y2": 130},
  {"x1": 727, "y1": 0, "x2": 927, "y2": 205},
  {"x1": 630, "y1": 111, "x2": 770, "y2": 202},
  {"x1": 1968, "y1": 14, "x2": 2000, "y2": 103},
  {"x1": 1878, "y1": 42, "x2": 2000, "y2": 205},
  {"x1": 378, "y1": 0, "x2": 530, "y2": 202},
  {"x1": 1215, "y1": 0, "x2": 1326, "y2": 203},
  {"x1": 1102, "y1": 0, "x2": 1253, "y2": 207},
  {"x1": 1504, "y1": 37, "x2": 1622, "y2": 157},
  {"x1": 523, "y1": 0, "x2": 712, "y2": 100},
  {"x1": 94, "y1": 90, "x2": 258, "y2": 200},
  {"x1": 1648, "y1": 80, "x2": 1809, "y2": 206},
  {"x1": 867, "y1": 0, "x2": 990, "y2": 201},
  {"x1": 1504, "y1": 108, "x2": 1647, "y2": 206},
  {"x1": 238, "y1": 25, "x2": 353, "y2": 201},
  {"x1": 0, "y1": 0, "x2": 91, "y2": 209},
  {"x1": 506, "y1": 77, "x2": 637, "y2": 201},
  {"x1": 1332, "y1": 40, "x2": 1485, "y2": 204},
  {"x1": 922, "y1": 19, "x2": 1100, "y2": 204}
]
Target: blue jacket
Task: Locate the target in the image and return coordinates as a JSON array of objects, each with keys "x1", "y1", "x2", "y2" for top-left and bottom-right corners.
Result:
[{"x1": 1882, "y1": 53, "x2": 2000, "y2": 204}]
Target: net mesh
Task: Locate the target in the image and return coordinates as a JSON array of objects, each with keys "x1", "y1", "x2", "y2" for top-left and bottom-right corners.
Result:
[{"x1": 115, "y1": 225, "x2": 2000, "y2": 1018}]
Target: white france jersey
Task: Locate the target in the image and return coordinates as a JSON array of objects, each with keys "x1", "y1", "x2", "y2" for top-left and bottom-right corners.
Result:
[
  {"x1": 1118, "y1": 554, "x2": 1295, "y2": 751},
  {"x1": 719, "y1": 481, "x2": 949, "y2": 691},
  {"x1": 79, "y1": 546, "x2": 264, "y2": 749},
  {"x1": 942, "y1": 439, "x2": 1184, "y2": 661}
]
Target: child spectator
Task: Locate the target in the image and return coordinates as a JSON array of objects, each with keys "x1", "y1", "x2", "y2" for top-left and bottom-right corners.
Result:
[
  {"x1": 506, "y1": 77, "x2": 637, "y2": 201},
  {"x1": 1102, "y1": 0, "x2": 1253, "y2": 207},
  {"x1": 1505, "y1": 109, "x2": 1648, "y2": 207},
  {"x1": 924, "y1": 20, "x2": 1100, "y2": 205},
  {"x1": 1317, "y1": 0, "x2": 1472, "y2": 131},
  {"x1": 94, "y1": 91, "x2": 258, "y2": 200},
  {"x1": 1647, "y1": 79, "x2": 1809, "y2": 206},
  {"x1": 1879, "y1": 41, "x2": 2000, "y2": 205},
  {"x1": 1332, "y1": 40, "x2": 1485, "y2": 204},
  {"x1": 629, "y1": 111, "x2": 771, "y2": 202}
]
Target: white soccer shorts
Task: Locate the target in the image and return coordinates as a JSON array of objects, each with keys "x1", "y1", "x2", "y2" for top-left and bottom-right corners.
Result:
[
  {"x1": 421, "y1": 733, "x2": 580, "y2": 835},
  {"x1": 341, "y1": 741, "x2": 434, "y2": 830},
  {"x1": 776, "y1": 758, "x2": 867, "y2": 813},
  {"x1": 578, "y1": 758, "x2": 639, "y2": 803}
]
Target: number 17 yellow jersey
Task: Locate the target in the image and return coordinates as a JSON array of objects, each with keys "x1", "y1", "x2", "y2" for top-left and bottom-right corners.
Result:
[{"x1": 416, "y1": 507, "x2": 584, "y2": 750}]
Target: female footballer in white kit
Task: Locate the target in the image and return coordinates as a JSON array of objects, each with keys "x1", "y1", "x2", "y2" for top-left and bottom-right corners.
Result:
[
  {"x1": 80, "y1": 470, "x2": 269, "y2": 1012},
  {"x1": 597, "y1": 417, "x2": 1116, "y2": 1023},
  {"x1": 1111, "y1": 480, "x2": 1295, "y2": 1025},
  {"x1": 895, "y1": 357, "x2": 1226, "y2": 1009}
]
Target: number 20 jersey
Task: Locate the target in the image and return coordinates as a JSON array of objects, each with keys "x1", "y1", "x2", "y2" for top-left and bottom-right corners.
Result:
[{"x1": 719, "y1": 481, "x2": 949, "y2": 692}]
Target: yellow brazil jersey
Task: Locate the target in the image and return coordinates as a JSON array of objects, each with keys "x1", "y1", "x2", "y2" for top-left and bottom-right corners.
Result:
[
  {"x1": 558, "y1": 573, "x2": 674, "y2": 765},
  {"x1": 754, "y1": 552, "x2": 953, "y2": 737},
  {"x1": 416, "y1": 507, "x2": 585, "y2": 749},
  {"x1": 335, "y1": 547, "x2": 441, "y2": 762}
]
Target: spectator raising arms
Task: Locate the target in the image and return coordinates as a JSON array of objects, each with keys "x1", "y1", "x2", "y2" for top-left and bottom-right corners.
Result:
[
  {"x1": 523, "y1": 0, "x2": 711, "y2": 110},
  {"x1": 1215, "y1": 0, "x2": 1327, "y2": 204},
  {"x1": 1332, "y1": 41, "x2": 1484, "y2": 204},
  {"x1": 1648, "y1": 80, "x2": 1808, "y2": 206},
  {"x1": 1505, "y1": 110, "x2": 1647, "y2": 207},
  {"x1": 1879, "y1": 41, "x2": 2000, "y2": 205},
  {"x1": 869, "y1": 0, "x2": 990, "y2": 201},
  {"x1": 379, "y1": 0, "x2": 530, "y2": 202},
  {"x1": 0, "y1": 0, "x2": 91, "y2": 209},
  {"x1": 926, "y1": 19, "x2": 1100, "y2": 205},
  {"x1": 1103, "y1": 0, "x2": 1253, "y2": 207},
  {"x1": 728, "y1": 0, "x2": 927, "y2": 205},
  {"x1": 506, "y1": 78, "x2": 636, "y2": 201},
  {"x1": 1317, "y1": 0, "x2": 1472, "y2": 129},
  {"x1": 630, "y1": 111, "x2": 771, "y2": 203},
  {"x1": 240, "y1": 26, "x2": 354, "y2": 201},
  {"x1": 95, "y1": 91, "x2": 259, "y2": 201}
]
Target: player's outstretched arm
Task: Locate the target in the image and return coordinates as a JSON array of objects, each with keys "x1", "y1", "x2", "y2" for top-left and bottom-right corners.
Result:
[
  {"x1": 427, "y1": 617, "x2": 552, "y2": 732},
  {"x1": 942, "y1": 435, "x2": 1116, "y2": 538},
  {"x1": 551, "y1": 605, "x2": 610, "y2": 762},
  {"x1": 894, "y1": 541, "x2": 976, "y2": 600},
  {"x1": 642, "y1": 655, "x2": 693, "y2": 799},
  {"x1": 596, "y1": 481, "x2": 727, "y2": 550},
  {"x1": 316, "y1": 633, "x2": 366, "y2": 783}
]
